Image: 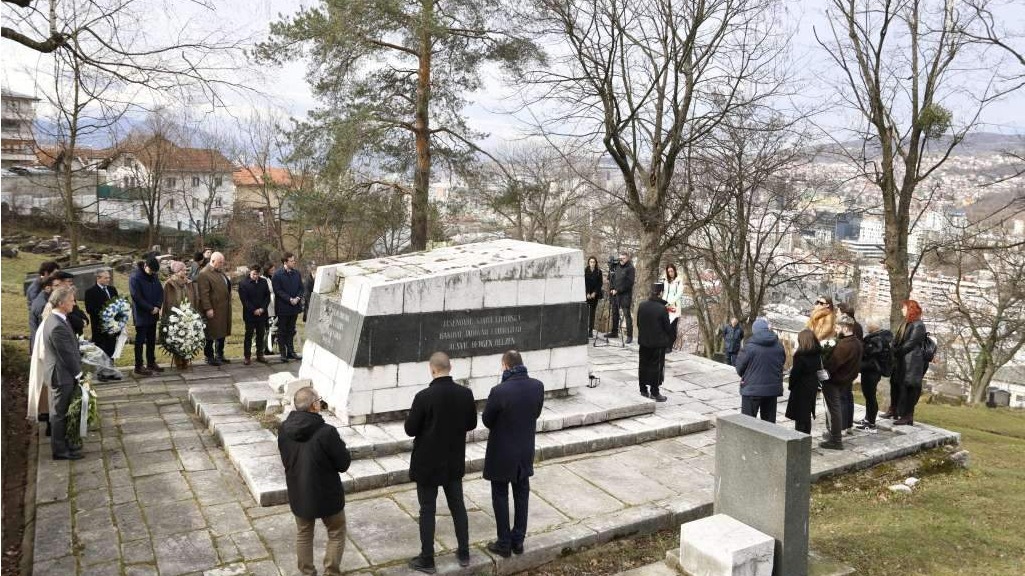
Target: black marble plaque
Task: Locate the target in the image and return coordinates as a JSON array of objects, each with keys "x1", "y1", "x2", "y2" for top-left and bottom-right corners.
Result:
[{"x1": 306, "y1": 296, "x2": 588, "y2": 367}]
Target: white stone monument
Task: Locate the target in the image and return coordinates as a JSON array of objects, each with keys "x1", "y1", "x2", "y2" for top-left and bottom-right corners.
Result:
[{"x1": 300, "y1": 240, "x2": 590, "y2": 424}]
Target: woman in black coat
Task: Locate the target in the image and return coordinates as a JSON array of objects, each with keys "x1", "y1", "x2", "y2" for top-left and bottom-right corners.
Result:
[
  {"x1": 786, "y1": 329, "x2": 821, "y2": 434},
  {"x1": 584, "y1": 256, "x2": 603, "y2": 336},
  {"x1": 888, "y1": 299, "x2": 928, "y2": 425}
]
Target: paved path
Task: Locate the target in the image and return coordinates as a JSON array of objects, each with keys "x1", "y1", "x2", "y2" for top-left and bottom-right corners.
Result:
[{"x1": 31, "y1": 348, "x2": 957, "y2": 576}]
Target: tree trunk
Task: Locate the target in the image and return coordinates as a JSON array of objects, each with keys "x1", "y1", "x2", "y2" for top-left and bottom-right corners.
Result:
[
  {"x1": 410, "y1": 1, "x2": 433, "y2": 252},
  {"x1": 883, "y1": 210, "x2": 911, "y2": 329},
  {"x1": 637, "y1": 221, "x2": 663, "y2": 304}
]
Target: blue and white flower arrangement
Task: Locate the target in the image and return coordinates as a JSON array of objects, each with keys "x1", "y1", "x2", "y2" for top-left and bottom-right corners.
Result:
[
  {"x1": 100, "y1": 295, "x2": 131, "y2": 335},
  {"x1": 160, "y1": 301, "x2": 206, "y2": 359}
]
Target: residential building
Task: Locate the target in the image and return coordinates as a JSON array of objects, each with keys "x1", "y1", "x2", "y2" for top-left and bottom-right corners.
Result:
[
  {"x1": 233, "y1": 165, "x2": 292, "y2": 221},
  {"x1": 1, "y1": 89, "x2": 40, "y2": 168}
]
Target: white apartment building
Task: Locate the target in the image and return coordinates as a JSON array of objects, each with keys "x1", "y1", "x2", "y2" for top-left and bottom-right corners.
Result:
[
  {"x1": 1, "y1": 89, "x2": 40, "y2": 168},
  {"x1": 858, "y1": 264, "x2": 996, "y2": 321}
]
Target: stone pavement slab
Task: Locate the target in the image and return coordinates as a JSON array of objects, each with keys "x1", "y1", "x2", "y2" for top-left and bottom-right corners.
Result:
[{"x1": 31, "y1": 349, "x2": 959, "y2": 576}]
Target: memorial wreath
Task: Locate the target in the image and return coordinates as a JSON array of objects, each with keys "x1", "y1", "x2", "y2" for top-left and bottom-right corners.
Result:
[
  {"x1": 160, "y1": 301, "x2": 206, "y2": 359},
  {"x1": 100, "y1": 295, "x2": 131, "y2": 335}
]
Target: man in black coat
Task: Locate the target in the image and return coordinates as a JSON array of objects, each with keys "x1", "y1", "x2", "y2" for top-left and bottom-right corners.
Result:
[
  {"x1": 43, "y1": 286, "x2": 84, "y2": 460},
  {"x1": 482, "y1": 350, "x2": 544, "y2": 558},
  {"x1": 404, "y1": 352, "x2": 478, "y2": 573},
  {"x1": 84, "y1": 270, "x2": 118, "y2": 357},
  {"x1": 605, "y1": 252, "x2": 636, "y2": 343},
  {"x1": 637, "y1": 284, "x2": 675, "y2": 402},
  {"x1": 278, "y1": 387, "x2": 351, "y2": 576},
  {"x1": 238, "y1": 265, "x2": 271, "y2": 365}
]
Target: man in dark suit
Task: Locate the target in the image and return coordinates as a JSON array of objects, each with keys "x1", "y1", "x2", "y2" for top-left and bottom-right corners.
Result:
[
  {"x1": 238, "y1": 264, "x2": 271, "y2": 365},
  {"x1": 605, "y1": 252, "x2": 636, "y2": 343},
  {"x1": 482, "y1": 350, "x2": 544, "y2": 558},
  {"x1": 404, "y1": 352, "x2": 478, "y2": 573},
  {"x1": 43, "y1": 286, "x2": 84, "y2": 460},
  {"x1": 272, "y1": 252, "x2": 304, "y2": 362},
  {"x1": 637, "y1": 283, "x2": 676, "y2": 402},
  {"x1": 84, "y1": 269, "x2": 118, "y2": 357}
]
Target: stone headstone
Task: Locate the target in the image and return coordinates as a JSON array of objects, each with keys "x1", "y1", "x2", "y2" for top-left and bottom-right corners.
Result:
[
  {"x1": 300, "y1": 239, "x2": 589, "y2": 423},
  {"x1": 714, "y1": 414, "x2": 811, "y2": 576},
  {"x1": 679, "y1": 514, "x2": 774, "y2": 576}
]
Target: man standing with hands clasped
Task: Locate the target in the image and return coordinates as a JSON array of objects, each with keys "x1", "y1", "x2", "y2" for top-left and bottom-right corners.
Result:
[
  {"x1": 197, "y1": 251, "x2": 232, "y2": 366},
  {"x1": 238, "y1": 264, "x2": 271, "y2": 365},
  {"x1": 405, "y1": 352, "x2": 478, "y2": 573},
  {"x1": 43, "y1": 286, "x2": 85, "y2": 460},
  {"x1": 637, "y1": 283, "x2": 675, "y2": 402},
  {"x1": 483, "y1": 350, "x2": 544, "y2": 558},
  {"x1": 273, "y1": 252, "x2": 304, "y2": 363}
]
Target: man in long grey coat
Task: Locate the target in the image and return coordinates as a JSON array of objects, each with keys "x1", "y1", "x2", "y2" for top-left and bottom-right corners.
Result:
[{"x1": 43, "y1": 286, "x2": 84, "y2": 460}]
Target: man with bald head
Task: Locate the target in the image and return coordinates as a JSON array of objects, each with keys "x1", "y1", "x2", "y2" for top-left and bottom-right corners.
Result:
[
  {"x1": 404, "y1": 351, "x2": 478, "y2": 573},
  {"x1": 197, "y1": 251, "x2": 233, "y2": 365}
]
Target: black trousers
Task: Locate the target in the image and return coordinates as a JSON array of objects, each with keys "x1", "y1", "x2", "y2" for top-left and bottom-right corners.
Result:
[
  {"x1": 726, "y1": 352, "x2": 739, "y2": 366},
  {"x1": 792, "y1": 410, "x2": 812, "y2": 435},
  {"x1": 899, "y1": 385, "x2": 923, "y2": 420},
  {"x1": 638, "y1": 345, "x2": 666, "y2": 394},
  {"x1": 841, "y1": 386, "x2": 855, "y2": 429},
  {"x1": 417, "y1": 480, "x2": 470, "y2": 559},
  {"x1": 822, "y1": 382, "x2": 847, "y2": 442},
  {"x1": 243, "y1": 318, "x2": 267, "y2": 359},
  {"x1": 277, "y1": 314, "x2": 298, "y2": 358},
  {"x1": 609, "y1": 295, "x2": 633, "y2": 338},
  {"x1": 741, "y1": 395, "x2": 777, "y2": 423},
  {"x1": 134, "y1": 324, "x2": 157, "y2": 368},
  {"x1": 587, "y1": 299, "x2": 599, "y2": 333},
  {"x1": 204, "y1": 338, "x2": 225, "y2": 360},
  {"x1": 92, "y1": 329, "x2": 116, "y2": 358},
  {"x1": 50, "y1": 381, "x2": 74, "y2": 457},
  {"x1": 861, "y1": 371, "x2": 881, "y2": 423},
  {"x1": 492, "y1": 477, "x2": 530, "y2": 549},
  {"x1": 888, "y1": 377, "x2": 902, "y2": 415}
]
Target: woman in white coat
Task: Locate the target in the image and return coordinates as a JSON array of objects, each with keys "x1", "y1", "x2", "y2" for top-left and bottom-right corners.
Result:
[{"x1": 663, "y1": 264, "x2": 685, "y2": 351}]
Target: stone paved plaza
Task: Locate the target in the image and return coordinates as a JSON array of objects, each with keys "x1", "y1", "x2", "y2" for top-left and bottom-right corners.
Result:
[{"x1": 31, "y1": 346, "x2": 959, "y2": 576}]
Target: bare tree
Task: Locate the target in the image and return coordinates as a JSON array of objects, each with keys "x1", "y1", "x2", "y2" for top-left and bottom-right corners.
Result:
[
  {"x1": 815, "y1": 0, "x2": 1021, "y2": 327},
  {"x1": 462, "y1": 144, "x2": 597, "y2": 245},
  {"x1": 233, "y1": 111, "x2": 295, "y2": 252},
  {"x1": 683, "y1": 109, "x2": 831, "y2": 341},
  {"x1": 176, "y1": 126, "x2": 235, "y2": 248},
  {"x1": 524, "y1": 0, "x2": 791, "y2": 293},
  {"x1": 115, "y1": 110, "x2": 183, "y2": 248},
  {"x1": 942, "y1": 240, "x2": 1025, "y2": 403}
]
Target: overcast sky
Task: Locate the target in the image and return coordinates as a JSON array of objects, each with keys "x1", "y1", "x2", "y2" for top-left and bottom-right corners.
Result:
[{"x1": 2, "y1": 0, "x2": 1023, "y2": 147}]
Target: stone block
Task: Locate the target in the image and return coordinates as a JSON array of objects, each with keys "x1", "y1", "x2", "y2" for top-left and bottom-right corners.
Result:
[
  {"x1": 450, "y1": 357, "x2": 471, "y2": 380},
  {"x1": 471, "y1": 353, "x2": 505, "y2": 378},
  {"x1": 517, "y1": 278, "x2": 547, "y2": 306},
  {"x1": 520, "y1": 348, "x2": 552, "y2": 371},
  {"x1": 714, "y1": 414, "x2": 811, "y2": 576},
  {"x1": 339, "y1": 275, "x2": 372, "y2": 315},
  {"x1": 354, "y1": 364, "x2": 399, "y2": 390},
  {"x1": 565, "y1": 364, "x2": 590, "y2": 389},
  {"x1": 550, "y1": 345, "x2": 588, "y2": 369},
  {"x1": 268, "y1": 372, "x2": 297, "y2": 394},
  {"x1": 396, "y1": 362, "x2": 427, "y2": 388},
  {"x1": 534, "y1": 368, "x2": 567, "y2": 392},
  {"x1": 544, "y1": 276, "x2": 575, "y2": 305},
  {"x1": 403, "y1": 276, "x2": 446, "y2": 314},
  {"x1": 468, "y1": 377, "x2": 496, "y2": 400},
  {"x1": 483, "y1": 279, "x2": 518, "y2": 308},
  {"x1": 679, "y1": 514, "x2": 774, "y2": 576},
  {"x1": 365, "y1": 282, "x2": 404, "y2": 316},
  {"x1": 283, "y1": 378, "x2": 313, "y2": 406},
  {"x1": 444, "y1": 269, "x2": 485, "y2": 311},
  {"x1": 348, "y1": 391, "x2": 373, "y2": 417},
  {"x1": 372, "y1": 387, "x2": 415, "y2": 413}
]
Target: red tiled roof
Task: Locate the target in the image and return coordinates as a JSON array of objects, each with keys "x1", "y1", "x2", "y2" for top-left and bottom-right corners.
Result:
[
  {"x1": 233, "y1": 165, "x2": 292, "y2": 187},
  {"x1": 35, "y1": 137, "x2": 233, "y2": 173}
]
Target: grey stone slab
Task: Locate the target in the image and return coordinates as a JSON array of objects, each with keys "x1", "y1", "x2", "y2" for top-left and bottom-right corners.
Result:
[
  {"x1": 73, "y1": 469, "x2": 108, "y2": 493},
  {"x1": 73, "y1": 487, "x2": 112, "y2": 512},
  {"x1": 530, "y1": 464, "x2": 624, "y2": 520},
  {"x1": 187, "y1": 469, "x2": 238, "y2": 506},
  {"x1": 491, "y1": 523, "x2": 599, "y2": 576},
  {"x1": 215, "y1": 533, "x2": 243, "y2": 564},
  {"x1": 236, "y1": 454, "x2": 288, "y2": 506},
  {"x1": 113, "y1": 501, "x2": 149, "y2": 542},
  {"x1": 144, "y1": 499, "x2": 208, "y2": 536},
  {"x1": 80, "y1": 560, "x2": 122, "y2": 575},
  {"x1": 565, "y1": 452, "x2": 676, "y2": 506},
  {"x1": 344, "y1": 498, "x2": 421, "y2": 565},
  {"x1": 129, "y1": 449, "x2": 183, "y2": 477},
  {"x1": 179, "y1": 448, "x2": 217, "y2": 471},
  {"x1": 33, "y1": 555, "x2": 77, "y2": 575},
  {"x1": 583, "y1": 502, "x2": 673, "y2": 544},
  {"x1": 153, "y1": 529, "x2": 220, "y2": 576},
  {"x1": 33, "y1": 502, "x2": 72, "y2": 561},
  {"x1": 434, "y1": 508, "x2": 495, "y2": 550},
  {"x1": 244, "y1": 559, "x2": 284, "y2": 576},
  {"x1": 122, "y1": 538, "x2": 155, "y2": 564},
  {"x1": 126, "y1": 565, "x2": 159, "y2": 576},
  {"x1": 204, "y1": 501, "x2": 253, "y2": 536},
  {"x1": 134, "y1": 471, "x2": 193, "y2": 503},
  {"x1": 220, "y1": 428, "x2": 276, "y2": 447}
]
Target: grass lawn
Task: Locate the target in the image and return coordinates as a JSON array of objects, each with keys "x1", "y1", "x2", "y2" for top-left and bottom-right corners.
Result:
[{"x1": 1, "y1": 250, "x2": 305, "y2": 367}]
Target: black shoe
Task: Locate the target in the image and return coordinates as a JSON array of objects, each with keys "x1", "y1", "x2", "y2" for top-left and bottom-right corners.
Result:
[
  {"x1": 288, "y1": 353, "x2": 302, "y2": 361},
  {"x1": 652, "y1": 394, "x2": 668, "y2": 402},
  {"x1": 218, "y1": 357, "x2": 231, "y2": 364},
  {"x1": 205, "y1": 357, "x2": 222, "y2": 367},
  {"x1": 457, "y1": 551, "x2": 471, "y2": 567},
  {"x1": 487, "y1": 542, "x2": 512, "y2": 558},
  {"x1": 512, "y1": 543, "x2": 524, "y2": 555},
  {"x1": 134, "y1": 366, "x2": 152, "y2": 376},
  {"x1": 818, "y1": 440, "x2": 844, "y2": 450},
  {"x1": 639, "y1": 389, "x2": 651, "y2": 398},
  {"x1": 893, "y1": 417, "x2": 914, "y2": 426},
  {"x1": 625, "y1": 337, "x2": 633, "y2": 344},
  {"x1": 408, "y1": 555, "x2": 436, "y2": 574},
  {"x1": 604, "y1": 332, "x2": 619, "y2": 338},
  {"x1": 855, "y1": 420, "x2": 877, "y2": 430},
  {"x1": 280, "y1": 357, "x2": 291, "y2": 364},
  {"x1": 53, "y1": 452, "x2": 84, "y2": 460}
]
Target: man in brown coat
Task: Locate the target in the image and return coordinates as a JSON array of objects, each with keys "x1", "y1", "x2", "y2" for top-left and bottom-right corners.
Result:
[{"x1": 197, "y1": 251, "x2": 232, "y2": 366}]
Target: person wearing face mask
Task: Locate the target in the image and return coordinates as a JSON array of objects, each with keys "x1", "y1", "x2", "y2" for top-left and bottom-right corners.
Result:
[{"x1": 130, "y1": 257, "x2": 165, "y2": 376}]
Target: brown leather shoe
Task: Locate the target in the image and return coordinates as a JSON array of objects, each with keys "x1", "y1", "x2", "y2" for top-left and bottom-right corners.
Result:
[
  {"x1": 134, "y1": 366, "x2": 152, "y2": 376},
  {"x1": 893, "y1": 417, "x2": 915, "y2": 426},
  {"x1": 243, "y1": 358, "x2": 252, "y2": 366},
  {"x1": 147, "y1": 363, "x2": 165, "y2": 373}
]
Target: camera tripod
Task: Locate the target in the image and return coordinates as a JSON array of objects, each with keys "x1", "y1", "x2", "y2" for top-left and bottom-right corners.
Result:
[{"x1": 592, "y1": 293, "x2": 626, "y2": 348}]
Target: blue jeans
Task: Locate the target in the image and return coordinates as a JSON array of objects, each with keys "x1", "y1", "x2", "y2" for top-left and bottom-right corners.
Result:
[{"x1": 491, "y1": 478, "x2": 530, "y2": 549}]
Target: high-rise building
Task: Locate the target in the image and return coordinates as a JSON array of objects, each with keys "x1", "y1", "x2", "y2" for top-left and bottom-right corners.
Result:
[{"x1": 1, "y1": 89, "x2": 40, "y2": 168}]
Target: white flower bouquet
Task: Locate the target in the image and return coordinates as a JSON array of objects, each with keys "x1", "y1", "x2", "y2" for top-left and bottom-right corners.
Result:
[
  {"x1": 160, "y1": 301, "x2": 206, "y2": 359},
  {"x1": 100, "y1": 295, "x2": 131, "y2": 335},
  {"x1": 66, "y1": 375, "x2": 100, "y2": 448}
]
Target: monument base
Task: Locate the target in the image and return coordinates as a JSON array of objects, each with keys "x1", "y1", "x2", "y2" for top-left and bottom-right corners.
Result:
[{"x1": 348, "y1": 387, "x2": 574, "y2": 425}]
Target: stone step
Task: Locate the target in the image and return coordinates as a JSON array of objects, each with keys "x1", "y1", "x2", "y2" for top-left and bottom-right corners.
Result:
[{"x1": 188, "y1": 384, "x2": 712, "y2": 506}]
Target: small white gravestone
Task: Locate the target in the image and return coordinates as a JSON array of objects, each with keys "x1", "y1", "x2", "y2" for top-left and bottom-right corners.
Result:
[{"x1": 680, "y1": 514, "x2": 774, "y2": 576}]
